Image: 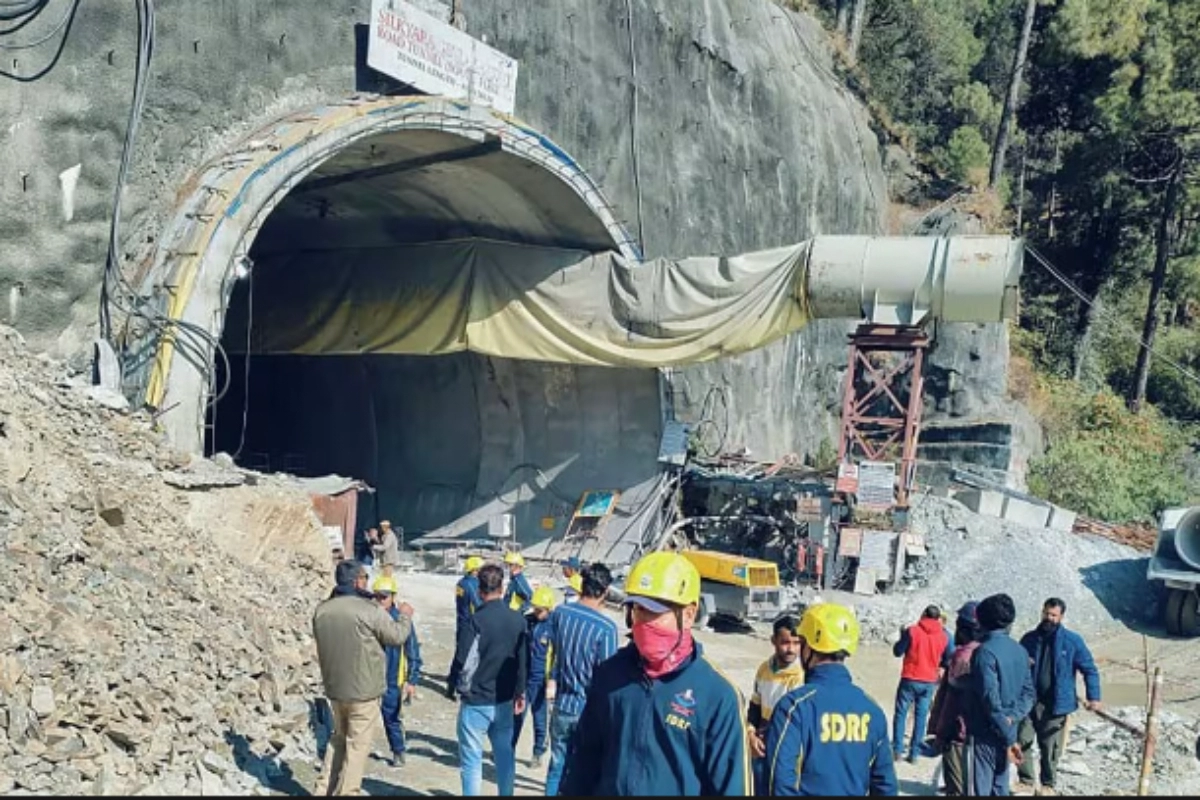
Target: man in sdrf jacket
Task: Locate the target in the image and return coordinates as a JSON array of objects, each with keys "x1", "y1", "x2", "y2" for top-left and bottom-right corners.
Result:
[
  {"x1": 452, "y1": 562, "x2": 528, "y2": 796},
  {"x1": 892, "y1": 605, "x2": 951, "y2": 763},
  {"x1": 312, "y1": 560, "x2": 414, "y2": 796},
  {"x1": 558, "y1": 552, "x2": 752, "y2": 796},
  {"x1": 766, "y1": 603, "x2": 898, "y2": 796},
  {"x1": 1014, "y1": 598, "x2": 1102, "y2": 797},
  {"x1": 968, "y1": 593, "x2": 1036, "y2": 796}
]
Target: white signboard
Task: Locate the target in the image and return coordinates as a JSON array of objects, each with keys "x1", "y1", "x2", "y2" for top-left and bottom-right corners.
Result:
[
  {"x1": 857, "y1": 460, "x2": 896, "y2": 509},
  {"x1": 323, "y1": 525, "x2": 344, "y2": 552},
  {"x1": 368, "y1": 0, "x2": 519, "y2": 115}
]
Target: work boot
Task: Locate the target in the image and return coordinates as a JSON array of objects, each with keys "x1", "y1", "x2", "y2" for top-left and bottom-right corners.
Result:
[
  {"x1": 1012, "y1": 782, "x2": 1036, "y2": 796},
  {"x1": 529, "y1": 752, "x2": 544, "y2": 769},
  {"x1": 391, "y1": 751, "x2": 406, "y2": 768}
]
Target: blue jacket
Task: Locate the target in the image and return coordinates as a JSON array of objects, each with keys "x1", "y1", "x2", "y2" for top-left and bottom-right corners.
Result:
[
  {"x1": 455, "y1": 574, "x2": 482, "y2": 626},
  {"x1": 765, "y1": 663, "x2": 897, "y2": 796},
  {"x1": 559, "y1": 642, "x2": 752, "y2": 797},
  {"x1": 527, "y1": 616, "x2": 552, "y2": 697},
  {"x1": 504, "y1": 572, "x2": 534, "y2": 614},
  {"x1": 1019, "y1": 625, "x2": 1101, "y2": 717},
  {"x1": 384, "y1": 606, "x2": 423, "y2": 690},
  {"x1": 968, "y1": 630, "x2": 1035, "y2": 746}
]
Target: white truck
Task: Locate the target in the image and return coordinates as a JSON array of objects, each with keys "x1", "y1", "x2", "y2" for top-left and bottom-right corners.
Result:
[{"x1": 1147, "y1": 506, "x2": 1200, "y2": 636}]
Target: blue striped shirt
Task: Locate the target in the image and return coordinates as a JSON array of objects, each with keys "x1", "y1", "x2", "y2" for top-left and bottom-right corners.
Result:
[{"x1": 547, "y1": 602, "x2": 619, "y2": 717}]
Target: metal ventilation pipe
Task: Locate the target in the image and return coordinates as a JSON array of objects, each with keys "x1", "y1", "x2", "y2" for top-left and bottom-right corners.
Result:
[
  {"x1": 1170, "y1": 507, "x2": 1200, "y2": 571},
  {"x1": 805, "y1": 235, "x2": 1024, "y2": 326}
]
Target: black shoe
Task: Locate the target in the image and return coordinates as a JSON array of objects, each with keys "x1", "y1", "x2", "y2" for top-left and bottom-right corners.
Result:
[
  {"x1": 445, "y1": 685, "x2": 457, "y2": 701},
  {"x1": 391, "y1": 751, "x2": 406, "y2": 768},
  {"x1": 906, "y1": 753, "x2": 918, "y2": 764}
]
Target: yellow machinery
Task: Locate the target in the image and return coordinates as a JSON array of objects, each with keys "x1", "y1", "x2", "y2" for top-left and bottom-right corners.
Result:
[{"x1": 679, "y1": 549, "x2": 782, "y2": 624}]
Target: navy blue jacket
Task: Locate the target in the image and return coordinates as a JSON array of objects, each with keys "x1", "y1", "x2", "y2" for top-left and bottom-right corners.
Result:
[
  {"x1": 1019, "y1": 625, "x2": 1101, "y2": 717},
  {"x1": 765, "y1": 663, "x2": 897, "y2": 796},
  {"x1": 504, "y1": 572, "x2": 534, "y2": 614},
  {"x1": 455, "y1": 574, "x2": 482, "y2": 627},
  {"x1": 968, "y1": 630, "x2": 1035, "y2": 746},
  {"x1": 527, "y1": 616, "x2": 552, "y2": 697},
  {"x1": 384, "y1": 606, "x2": 423, "y2": 690},
  {"x1": 558, "y1": 642, "x2": 751, "y2": 797}
]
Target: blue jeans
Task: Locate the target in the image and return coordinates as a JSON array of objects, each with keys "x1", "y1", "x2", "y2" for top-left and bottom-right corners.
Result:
[
  {"x1": 457, "y1": 700, "x2": 516, "y2": 797},
  {"x1": 512, "y1": 687, "x2": 548, "y2": 756},
  {"x1": 545, "y1": 709, "x2": 580, "y2": 797},
  {"x1": 381, "y1": 688, "x2": 406, "y2": 754},
  {"x1": 893, "y1": 678, "x2": 937, "y2": 759},
  {"x1": 971, "y1": 736, "x2": 1012, "y2": 796}
]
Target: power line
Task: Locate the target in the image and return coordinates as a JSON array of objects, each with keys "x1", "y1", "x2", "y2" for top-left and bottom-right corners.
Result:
[{"x1": 1024, "y1": 244, "x2": 1200, "y2": 391}]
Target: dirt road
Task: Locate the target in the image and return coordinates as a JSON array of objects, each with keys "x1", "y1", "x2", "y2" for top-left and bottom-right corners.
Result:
[{"x1": 286, "y1": 572, "x2": 1199, "y2": 797}]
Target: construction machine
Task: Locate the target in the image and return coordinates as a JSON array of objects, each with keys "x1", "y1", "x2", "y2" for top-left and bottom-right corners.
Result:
[{"x1": 1147, "y1": 506, "x2": 1200, "y2": 636}]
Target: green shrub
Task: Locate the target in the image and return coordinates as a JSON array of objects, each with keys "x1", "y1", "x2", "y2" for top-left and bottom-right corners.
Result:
[
  {"x1": 941, "y1": 125, "x2": 992, "y2": 187},
  {"x1": 1027, "y1": 382, "x2": 1192, "y2": 522}
]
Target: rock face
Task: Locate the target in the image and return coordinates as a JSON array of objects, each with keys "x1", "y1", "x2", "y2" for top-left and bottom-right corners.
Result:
[
  {"x1": 0, "y1": 0, "x2": 1021, "y2": 480},
  {"x1": 0, "y1": 325, "x2": 332, "y2": 795}
]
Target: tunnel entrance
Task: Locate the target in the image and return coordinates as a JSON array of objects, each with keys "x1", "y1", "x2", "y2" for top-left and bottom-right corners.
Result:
[{"x1": 143, "y1": 97, "x2": 663, "y2": 549}]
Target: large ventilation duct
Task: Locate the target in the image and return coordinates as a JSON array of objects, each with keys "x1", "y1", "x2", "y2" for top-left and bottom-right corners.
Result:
[
  {"x1": 226, "y1": 235, "x2": 1024, "y2": 367},
  {"x1": 1168, "y1": 507, "x2": 1200, "y2": 571}
]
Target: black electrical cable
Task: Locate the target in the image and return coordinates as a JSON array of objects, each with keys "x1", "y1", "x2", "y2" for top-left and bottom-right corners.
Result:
[
  {"x1": 0, "y1": 0, "x2": 46, "y2": 32},
  {"x1": 0, "y1": 0, "x2": 48, "y2": 21},
  {"x1": 0, "y1": 0, "x2": 78, "y2": 80},
  {"x1": 0, "y1": 0, "x2": 75, "y2": 48}
]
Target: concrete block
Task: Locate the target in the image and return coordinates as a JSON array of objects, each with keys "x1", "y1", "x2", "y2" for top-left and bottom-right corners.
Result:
[
  {"x1": 1047, "y1": 505, "x2": 1077, "y2": 533},
  {"x1": 1002, "y1": 495, "x2": 1051, "y2": 528},
  {"x1": 953, "y1": 488, "x2": 1005, "y2": 518}
]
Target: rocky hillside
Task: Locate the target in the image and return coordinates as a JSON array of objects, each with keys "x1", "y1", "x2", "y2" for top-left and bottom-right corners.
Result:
[{"x1": 0, "y1": 325, "x2": 331, "y2": 795}]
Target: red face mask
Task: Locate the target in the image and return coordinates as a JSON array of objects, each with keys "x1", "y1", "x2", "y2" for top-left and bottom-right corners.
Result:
[{"x1": 631, "y1": 620, "x2": 695, "y2": 679}]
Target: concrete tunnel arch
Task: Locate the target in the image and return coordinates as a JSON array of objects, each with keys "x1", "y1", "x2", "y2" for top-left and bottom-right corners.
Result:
[
  {"x1": 141, "y1": 95, "x2": 643, "y2": 453},
  {"x1": 138, "y1": 94, "x2": 667, "y2": 551}
]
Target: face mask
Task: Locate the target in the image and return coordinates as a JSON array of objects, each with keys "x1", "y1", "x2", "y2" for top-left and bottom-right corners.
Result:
[{"x1": 631, "y1": 621, "x2": 694, "y2": 679}]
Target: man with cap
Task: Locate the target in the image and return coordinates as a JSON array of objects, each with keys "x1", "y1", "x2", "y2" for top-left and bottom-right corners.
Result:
[
  {"x1": 544, "y1": 562, "x2": 619, "y2": 795},
  {"x1": 558, "y1": 552, "x2": 752, "y2": 796},
  {"x1": 372, "y1": 575, "x2": 424, "y2": 768},
  {"x1": 312, "y1": 560, "x2": 414, "y2": 796},
  {"x1": 765, "y1": 603, "x2": 897, "y2": 796},
  {"x1": 373, "y1": 521, "x2": 402, "y2": 578},
  {"x1": 929, "y1": 601, "x2": 984, "y2": 796},
  {"x1": 513, "y1": 585, "x2": 557, "y2": 767},
  {"x1": 503, "y1": 551, "x2": 534, "y2": 613},
  {"x1": 892, "y1": 604, "x2": 952, "y2": 763},
  {"x1": 560, "y1": 556, "x2": 583, "y2": 603},
  {"x1": 967, "y1": 593, "x2": 1035, "y2": 796},
  {"x1": 447, "y1": 555, "x2": 485, "y2": 699}
]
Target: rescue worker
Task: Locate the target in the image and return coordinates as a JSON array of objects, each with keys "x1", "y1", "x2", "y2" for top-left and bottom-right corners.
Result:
[
  {"x1": 929, "y1": 601, "x2": 983, "y2": 796},
  {"x1": 447, "y1": 555, "x2": 485, "y2": 699},
  {"x1": 560, "y1": 556, "x2": 583, "y2": 603},
  {"x1": 747, "y1": 615, "x2": 807, "y2": 795},
  {"x1": 373, "y1": 521, "x2": 402, "y2": 579},
  {"x1": 765, "y1": 603, "x2": 898, "y2": 796},
  {"x1": 966, "y1": 592, "x2": 1035, "y2": 797},
  {"x1": 372, "y1": 575, "x2": 424, "y2": 768},
  {"x1": 312, "y1": 560, "x2": 413, "y2": 796},
  {"x1": 513, "y1": 585, "x2": 556, "y2": 768},
  {"x1": 544, "y1": 563, "x2": 619, "y2": 796},
  {"x1": 1014, "y1": 598, "x2": 1102, "y2": 797},
  {"x1": 503, "y1": 551, "x2": 534, "y2": 613},
  {"x1": 892, "y1": 605, "x2": 951, "y2": 763},
  {"x1": 558, "y1": 552, "x2": 752, "y2": 796}
]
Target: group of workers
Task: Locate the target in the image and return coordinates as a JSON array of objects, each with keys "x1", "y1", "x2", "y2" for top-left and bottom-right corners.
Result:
[{"x1": 313, "y1": 540, "x2": 1103, "y2": 798}]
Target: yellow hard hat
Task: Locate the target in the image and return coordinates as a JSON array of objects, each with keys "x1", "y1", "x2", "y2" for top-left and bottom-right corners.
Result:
[
  {"x1": 531, "y1": 586, "x2": 557, "y2": 610},
  {"x1": 372, "y1": 575, "x2": 398, "y2": 595},
  {"x1": 623, "y1": 551, "x2": 701, "y2": 611},
  {"x1": 568, "y1": 573, "x2": 583, "y2": 593},
  {"x1": 504, "y1": 551, "x2": 525, "y2": 567},
  {"x1": 797, "y1": 603, "x2": 860, "y2": 656},
  {"x1": 464, "y1": 555, "x2": 484, "y2": 573}
]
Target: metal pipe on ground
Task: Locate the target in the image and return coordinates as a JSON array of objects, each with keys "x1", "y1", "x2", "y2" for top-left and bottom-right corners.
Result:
[{"x1": 1137, "y1": 668, "x2": 1163, "y2": 796}]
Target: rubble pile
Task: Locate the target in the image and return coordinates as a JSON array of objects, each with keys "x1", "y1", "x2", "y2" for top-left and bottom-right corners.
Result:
[
  {"x1": 1053, "y1": 707, "x2": 1200, "y2": 795},
  {"x1": 0, "y1": 327, "x2": 331, "y2": 796},
  {"x1": 852, "y1": 494, "x2": 1150, "y2": 642}
]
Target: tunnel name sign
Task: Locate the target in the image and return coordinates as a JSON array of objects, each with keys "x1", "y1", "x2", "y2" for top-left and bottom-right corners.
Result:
[{"x1": 368, "y1": 0, "x2": 519, "y2": 115}]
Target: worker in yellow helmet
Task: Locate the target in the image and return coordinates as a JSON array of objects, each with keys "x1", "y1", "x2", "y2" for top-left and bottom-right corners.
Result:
[
  {"x1": 513, "y1": 585, "x2": 557, "y2": 767},
  {"x1": 447, "y1": 555, "x2": 485, "y2": 700},
  {"x1": 503, "y1": 551, "x2": 534, "y2": 613},
  {"x1": 765, "y1": 603, "x2": 897, "y2": 796},
  {"x1": 558, "y1": 551, "x2": 752, "y2": 796},
  {"x1": 371, "y1": 575, "x2": 424, "y2": 767},
  {"x1": 560, "y1": 556, "x2": 584, "y2": 603}
]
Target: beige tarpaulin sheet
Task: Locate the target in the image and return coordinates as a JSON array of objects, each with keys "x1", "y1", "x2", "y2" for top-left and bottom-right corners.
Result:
[{"x1": 224, "y1": 239, "x2": 810, "y2": 367}]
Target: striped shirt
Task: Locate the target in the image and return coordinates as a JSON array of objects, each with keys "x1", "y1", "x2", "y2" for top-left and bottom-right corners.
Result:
[{"x1": 547, "y1": 601, "x2": 619, "y2": 716}]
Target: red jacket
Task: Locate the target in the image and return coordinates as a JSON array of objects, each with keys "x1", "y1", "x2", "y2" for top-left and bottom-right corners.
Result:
[{"x1": 900, "y1": 617, "x2": 949, "y2": 683}]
